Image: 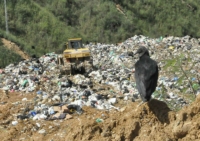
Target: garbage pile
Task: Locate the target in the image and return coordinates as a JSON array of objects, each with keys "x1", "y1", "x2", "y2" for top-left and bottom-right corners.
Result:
[
  {"x1": 0, "y1": 35, "x2": 200, "y2": 121},
  {"x1": 91, "y1": 35, "x2": 200, "y2": 109}
]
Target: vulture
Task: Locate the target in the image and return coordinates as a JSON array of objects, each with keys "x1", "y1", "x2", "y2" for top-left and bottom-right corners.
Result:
[{"x1": 134, "y1": 46, "x2": 159, "y2": 103}]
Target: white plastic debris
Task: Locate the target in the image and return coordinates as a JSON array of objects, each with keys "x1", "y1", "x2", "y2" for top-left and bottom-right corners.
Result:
[
  {"x1": 22, "y1": 98, "x2": 27, "y2": 101},
  {"x1": 12, "y1": 121, "x2": 18, "y2": 126},
  {"x1": 108, "y1": 98, "x2": 117, "y2": 105}
]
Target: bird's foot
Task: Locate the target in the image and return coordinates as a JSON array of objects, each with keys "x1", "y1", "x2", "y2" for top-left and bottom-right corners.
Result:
[
  {"x1": 137, "y1": 101, "x2": 145, "y2": 107},
  {"x1": 135, "y1": 101, "x2": 145, "y2": 111}
]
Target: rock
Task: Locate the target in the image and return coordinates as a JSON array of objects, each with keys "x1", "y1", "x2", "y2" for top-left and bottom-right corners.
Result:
[
  {"x1": 120, "y1": 107, "x2": 126, "y2": 112},
  {"x1": 36, "y1": 123, "x2": 40, "y2": 128},
  {"x1": 65, "y1": 114, "x2": 73, "y2": 120},
  {"x1": 101, "y1": 131, "x2": 111, "y2": 137},
  {"x1": 38, "y1": 129, "x2": 46, "y2": 134}
]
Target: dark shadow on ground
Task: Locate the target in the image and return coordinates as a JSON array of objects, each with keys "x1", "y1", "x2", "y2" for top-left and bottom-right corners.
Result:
[{"x1": 148, "y1": 99, "x2": 172, "y2": 124}]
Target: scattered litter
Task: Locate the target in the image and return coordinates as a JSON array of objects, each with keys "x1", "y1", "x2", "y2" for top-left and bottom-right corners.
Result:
[{"x1": 0, "y1": 35, "x2": 200, "y2": 122}]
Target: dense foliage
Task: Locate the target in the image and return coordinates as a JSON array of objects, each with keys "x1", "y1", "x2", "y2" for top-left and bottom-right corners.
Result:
[{"x1": 0, "y1": 0, "x2": 199, "y2": 66}]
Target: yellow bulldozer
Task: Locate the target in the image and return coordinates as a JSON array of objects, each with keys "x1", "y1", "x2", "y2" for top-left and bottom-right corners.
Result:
[{"x1": 57, "y1": 38, "x2": 92, "y2": 75}]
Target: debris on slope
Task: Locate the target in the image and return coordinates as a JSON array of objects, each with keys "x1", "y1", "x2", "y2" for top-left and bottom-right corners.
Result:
[
  {"x1": 0, "y1": 35, "x2": 200, "y2": 140},
  {"x1": 1, "y1": 91, "x2": 200, "y2": 141}
]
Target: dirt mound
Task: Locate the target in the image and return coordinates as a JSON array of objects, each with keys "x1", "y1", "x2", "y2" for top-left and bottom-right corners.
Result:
[
  {"x1": 1, "y1": 38, "x2": 30, "y2": 60},
  {"x1": 0, "y1": 89, "x2": 200, "y2": 141}
]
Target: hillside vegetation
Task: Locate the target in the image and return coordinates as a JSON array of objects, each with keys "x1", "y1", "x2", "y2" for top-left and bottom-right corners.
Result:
[{"x1": 0, "y1": 0, "x2": 200, "y2": 67}]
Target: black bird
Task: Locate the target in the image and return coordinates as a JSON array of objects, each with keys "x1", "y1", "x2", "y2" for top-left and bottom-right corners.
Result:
[{"x1": 134, "y1": 47, "x2": 159, "y2": 103}]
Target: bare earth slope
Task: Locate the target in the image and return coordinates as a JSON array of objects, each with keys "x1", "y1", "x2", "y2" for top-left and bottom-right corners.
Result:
[
  {"x1": 0, "y1": 89, "x2": 200, "y2": 141},
  {"x1": 1, "y1": 38, "x2": 30, "y2": 60}
]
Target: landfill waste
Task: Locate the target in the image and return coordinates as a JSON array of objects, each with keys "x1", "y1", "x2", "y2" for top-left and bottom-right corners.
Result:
[
  {"x1": 96, "y1": 118, "x2": 104, "y2": 123},
  {"x1": 1, "y1": 35, "x2": 200, "y2": 113},
  {"x1": 0, "y1": 35, "x2": 200, "y2": 140},
  {"x1": 11, "y1": 121, "x2": 18, "y2": 126}
]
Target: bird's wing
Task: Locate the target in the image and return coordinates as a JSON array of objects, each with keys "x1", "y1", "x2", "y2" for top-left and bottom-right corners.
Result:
[
  {"x1": 135, "y1": 64, "x2": 147, "y2": 101},
  {"x1": 142, "y1": 60, "x2": 158, "y2": 88},
  {"x1": 146, "y1": 64, "x2": 159, "y2": 95},
  {"x1": 135, "y1": 60, "x2": 158, "y2": 101}
]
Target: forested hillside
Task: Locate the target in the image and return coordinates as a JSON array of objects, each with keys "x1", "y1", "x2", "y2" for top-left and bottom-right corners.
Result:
[{"x1": 0, "y1": 0, "x2": 200, "y2": 67}]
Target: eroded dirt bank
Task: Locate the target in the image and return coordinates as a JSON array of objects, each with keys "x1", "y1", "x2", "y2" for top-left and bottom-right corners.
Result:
[{"x1": 0, "y1": 90, "x2": 200, "y2": 141}]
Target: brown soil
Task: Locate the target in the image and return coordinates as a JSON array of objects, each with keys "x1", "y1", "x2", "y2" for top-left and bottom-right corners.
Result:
[
  {"x1": 1, "y1": 38, "x2": 30, "y2": 60},
  {"x1": 0, "y1": 89, "x2": 200, "y2": 141}
]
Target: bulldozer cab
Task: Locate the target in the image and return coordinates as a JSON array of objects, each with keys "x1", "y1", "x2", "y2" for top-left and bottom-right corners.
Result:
[
  {"x1": 67, "y1": 38, "x2": 83, "y2": 49},
  {"x1": 59, "y1": 37, "x2": 92, "y2": 75}
]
